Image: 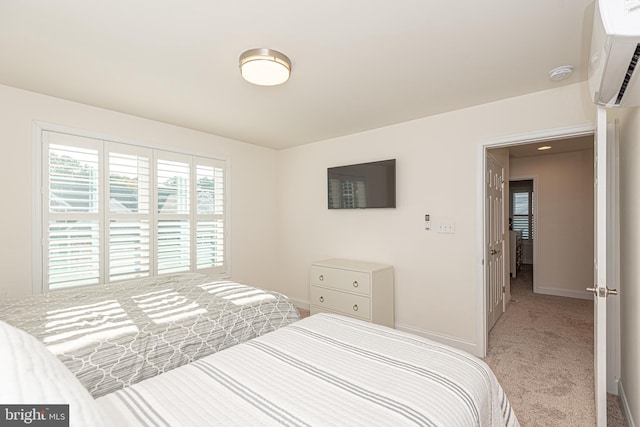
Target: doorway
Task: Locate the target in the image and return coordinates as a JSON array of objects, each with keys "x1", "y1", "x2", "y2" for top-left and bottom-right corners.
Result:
[
  {"x1": 478, "y1": 120, "x2": 622, "y2": 425},
  {"x1": 480, "y1": 128, "x2": 599, "y2": 423},
  {"x1": 475, "y1": 124, "x2": 596, "y2": 357},
  {"x1": 490, "y1": 135, "x2": 596, "y2": 309}
]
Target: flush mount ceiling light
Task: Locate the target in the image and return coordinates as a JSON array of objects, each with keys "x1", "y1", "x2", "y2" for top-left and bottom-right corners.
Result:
[
  {"x1": 239, "y1": 48, "x2": 291, "y2": 86},
  {"x1": 537, "y1": 145, "x2": 552, "y2": 151},
  {"x1": 548, "y1": 65, "x2": 574, "y2": 81}
]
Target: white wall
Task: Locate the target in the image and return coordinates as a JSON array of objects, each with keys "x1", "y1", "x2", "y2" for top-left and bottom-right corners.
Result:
[
  {"x1": 617, "y1": 106, "x2": 640, "y2": 426},
  {"x1": 277, "y1": 81, "x2": 596, "y2": 353},
  {"x1": 510, "y1": 148, "x2": 594, "y2": 299},
  {"x1": 0, "y1": 84, "x2": 280, "y2": 298}
]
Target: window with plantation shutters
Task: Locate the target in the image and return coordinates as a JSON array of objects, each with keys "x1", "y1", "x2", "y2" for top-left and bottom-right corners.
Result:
[
  {"x1": 107, "y1": 143, "x2": 151, "y2": 282},
  {"x1": 510, "y1": 180, "x2": 534, "y2": 241},
  {"x1": 157, "y1": 155, "x2": 191, "y2": 275},
  {"x1": 46, "y1": 133, "x2": 101, "y2": 289},
  {"x1": 195, "y1": 161, "x2": 225, "y2": 270},
  {"x1": 39, "y1": 129, "x2": 228, "y2": 292}
]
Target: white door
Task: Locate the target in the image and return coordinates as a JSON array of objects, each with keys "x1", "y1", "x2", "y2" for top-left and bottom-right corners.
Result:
[
  {"x1": 591, "y1": 106, "x2": 618, "y2": 426},
  {"x1": 486, "y1": 154, "x2": 504, "y2": 331}
]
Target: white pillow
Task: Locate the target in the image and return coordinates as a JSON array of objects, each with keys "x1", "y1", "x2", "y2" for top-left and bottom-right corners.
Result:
[{"x1": 0, "y1": 321, "x2": 107, "y2": 427}]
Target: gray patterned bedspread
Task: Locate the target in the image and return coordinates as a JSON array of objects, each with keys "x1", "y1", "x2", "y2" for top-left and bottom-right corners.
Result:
[{"x1": 0, "y1": 273, "x2": 300, "y2": 397}]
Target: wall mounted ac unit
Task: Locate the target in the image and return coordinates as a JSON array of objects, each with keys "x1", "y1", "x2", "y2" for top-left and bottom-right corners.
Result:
[{"x1": 588, "y1": 0, "x2": 640, "y2": 107}]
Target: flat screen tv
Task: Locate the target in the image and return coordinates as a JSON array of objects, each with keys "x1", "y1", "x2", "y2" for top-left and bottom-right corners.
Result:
[{"x1": 328, "y1": 159, "x2": 396, "y2": 209}]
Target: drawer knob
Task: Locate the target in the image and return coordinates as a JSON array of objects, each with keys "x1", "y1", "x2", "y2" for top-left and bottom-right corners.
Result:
[
  {"x1": 353, "y1": 304, "x2": 358, "y2": 312},
  {"x1": 352, "y1": 281, "x2": 359, "y2": 288},
  {"x1": 319, "y1": 274, "x2": 324, "y2": 281},
  {"x1": 319, "y1": 296, "x2": 324, "y2": 303}
]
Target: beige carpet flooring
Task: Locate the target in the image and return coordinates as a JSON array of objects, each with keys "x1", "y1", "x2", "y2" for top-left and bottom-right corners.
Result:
[{"x1": 485, "y1": 264, "x2": 626, "y2": 426}]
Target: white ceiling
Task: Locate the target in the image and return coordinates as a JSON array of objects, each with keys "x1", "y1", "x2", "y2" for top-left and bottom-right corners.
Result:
[
  {"x1": 507, "y1": 135, "x2": 594, "y2": 158},
  {"x1": 0, "y1": 0, "x2": 595, "y2": 149}
]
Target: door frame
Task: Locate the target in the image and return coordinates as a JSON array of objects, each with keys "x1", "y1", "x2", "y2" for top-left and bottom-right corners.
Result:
[
  {"x1": 475, "y1": 123, "x2": 596, "y2": 357},
  {"x1": 606, "y1": 119, "x2": 621, "y2": 395}
]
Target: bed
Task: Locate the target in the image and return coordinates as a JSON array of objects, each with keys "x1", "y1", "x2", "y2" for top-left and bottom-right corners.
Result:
[
  {"x1": 0, "y1": 273, "x2": 300, "y2": 398},
  {"x1": 93, "y1": 313, "x2": 520, "y2": 426}
]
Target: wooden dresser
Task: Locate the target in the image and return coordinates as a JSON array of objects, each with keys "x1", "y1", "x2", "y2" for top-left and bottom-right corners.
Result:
[{"x1": 309, "y1": 258, "x2": 394, "y2": 328}]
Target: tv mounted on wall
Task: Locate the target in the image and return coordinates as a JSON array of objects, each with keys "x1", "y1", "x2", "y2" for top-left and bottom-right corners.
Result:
[{"x1": 327, "y1": 159, "x2": 396, "y2": 209}]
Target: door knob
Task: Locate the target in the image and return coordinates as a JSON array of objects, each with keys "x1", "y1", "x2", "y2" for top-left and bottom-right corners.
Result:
[{"x1": 586, "y1": 286, "x2": 618, "y2": 297}]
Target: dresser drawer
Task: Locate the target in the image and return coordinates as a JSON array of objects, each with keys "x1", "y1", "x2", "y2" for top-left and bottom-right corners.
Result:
[
  {"x1": 310, "y1": 266, "x2": 370, "y2": 296},
  {"x1": 310, "y1": 285, "x2": 370, "y2": 320}
]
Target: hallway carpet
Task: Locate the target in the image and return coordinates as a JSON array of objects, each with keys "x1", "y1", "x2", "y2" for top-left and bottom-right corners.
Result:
[{"x1": 485, "y1": 264, "x2": 626, "y2": 426}]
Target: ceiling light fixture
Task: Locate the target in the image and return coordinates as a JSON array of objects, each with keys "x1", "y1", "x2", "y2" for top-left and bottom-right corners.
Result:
[
  {"x1": 538, "y1": 145, "x2": 552, "y2": 151},
  {"x1": 548, "y1": 65, "x2": 574, "y2": 81},
  {"x1": 239, "y1": 48, "x2": 291, "y2": 86}
]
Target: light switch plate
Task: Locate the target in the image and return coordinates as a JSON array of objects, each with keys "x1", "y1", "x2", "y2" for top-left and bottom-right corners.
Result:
[{"x1": 438, "y1": 222, "x2": 456, "y2": 234}]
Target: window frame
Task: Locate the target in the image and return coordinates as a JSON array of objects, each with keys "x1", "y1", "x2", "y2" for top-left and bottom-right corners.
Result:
[{"x1": 33, "y1": 122, "x2": 231, "y2": 294}]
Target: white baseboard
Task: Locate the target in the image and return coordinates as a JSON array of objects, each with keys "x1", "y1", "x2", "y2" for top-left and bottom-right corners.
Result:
[
  {"x1": 619, "y1": 380, "x2": 636, "y2": 427},
  {"x1": 534, "y1": 286, "x2": 592, "y2": 300},
  {"x1": 394, "y1": 322, "x2": 479, "y2": 356}
]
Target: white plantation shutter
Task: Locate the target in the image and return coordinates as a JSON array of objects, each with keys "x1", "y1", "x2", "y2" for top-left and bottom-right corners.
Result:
[
  {"x1": 39, "y1": 128, "x2": 229, "y2": 292},
  {"x1": 157, "y1": 219, "x2": 190, "y2": 274},
  {"x1": 195, "y1": 160, "x2": 225, "y2": 272},
  {"x1": 109, "y1": 220, "x2": 151, "y2": 281},
  {"x1": 512, "y1": 191, "x2": 534, "y2": 240},
  {"x1": 48, "y1": 143, "x2": 100, "y2": 213},
  {"x1": 107, "y1": 143, "x2": 152, "y2": 282},
  {"x1": 48, "y1": 219, "x2": 100, "y2": 288},
  {"x1": 157, "y1": 154, "x2": 191, "y2": 275},
  {"x1": 45, "y1": 132, "x2": 102, "y2": 289}
]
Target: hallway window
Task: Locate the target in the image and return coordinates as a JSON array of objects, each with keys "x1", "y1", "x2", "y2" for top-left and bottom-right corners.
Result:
[{"x1": 511, "y1": 180, "x2": 534, "y2": 240}]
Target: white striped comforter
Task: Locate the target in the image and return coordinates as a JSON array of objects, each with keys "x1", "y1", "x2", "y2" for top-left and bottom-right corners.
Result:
[{"x1": 96, "y1": 313, "x2": 519, "y2": 426}]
